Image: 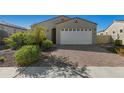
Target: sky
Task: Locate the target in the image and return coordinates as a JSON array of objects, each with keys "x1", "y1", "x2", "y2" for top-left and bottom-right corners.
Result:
[{"x1": 0, "y1": 15, "x2": 124, "y2": 32}]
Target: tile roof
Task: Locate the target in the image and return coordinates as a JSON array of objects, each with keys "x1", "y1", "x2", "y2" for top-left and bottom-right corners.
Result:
[
  {"x1": 0, "y1": 21, "x2": 26, "y2": 30},
  {"x1": 56, "y1": 17, "x2": 97, "y2": 25}
]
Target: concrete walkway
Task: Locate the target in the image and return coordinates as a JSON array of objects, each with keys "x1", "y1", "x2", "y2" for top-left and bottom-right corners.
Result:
[{"x1": 0, "y1": 67, "x2": 124, "y2": 78}]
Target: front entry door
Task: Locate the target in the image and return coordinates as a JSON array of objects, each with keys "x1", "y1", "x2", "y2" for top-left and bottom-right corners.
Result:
[{"x1": 52, "y1": 28, "x2": 56, "y2": 44}]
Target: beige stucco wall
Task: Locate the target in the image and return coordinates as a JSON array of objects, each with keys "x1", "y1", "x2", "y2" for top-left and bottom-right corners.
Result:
[
  {"x1": 56, "y1": 18, "x2": 97, "y2": 44},
  {"x1": 0, "y1": 24, "x2": 26, "y2": 35},
  {"x1": 96, "y1": 35, "x2": 112, "y2": 44},
  {"x1": 34, "y1": 16, "x2": 70, "y2": 40},
  {"x1": 99, "y1": 21, "x2": 124, "y2": 45}
]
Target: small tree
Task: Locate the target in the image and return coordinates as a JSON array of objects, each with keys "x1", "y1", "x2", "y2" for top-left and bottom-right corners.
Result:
[{"x1": 31, "y1": 24, "x2": 46, "y2": 46}]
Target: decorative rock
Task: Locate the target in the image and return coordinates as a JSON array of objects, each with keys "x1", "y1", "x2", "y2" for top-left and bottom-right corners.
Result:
[{"x1": 0, "y1": 61, "x2": 3, "y2": 64}]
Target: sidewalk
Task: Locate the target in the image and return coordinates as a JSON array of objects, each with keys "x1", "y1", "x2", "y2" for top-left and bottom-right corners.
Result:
[
  {"x1": 0, "y1": 67, "x2": 124, "y2": 78},
  {"x1": 0, "y1": 67, "x2": 19, "y2": 78},
  {"x1": 87, "y1": 67, "x2": 124, "y2": 78},
  {"x1": 0, "y1": 67, "x2": 26, "y2": 78}
]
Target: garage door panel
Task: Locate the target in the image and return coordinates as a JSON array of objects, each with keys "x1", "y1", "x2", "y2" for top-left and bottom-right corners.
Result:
[{"x1": 60, "y1": 31, "x2": 92, "y2": 44}]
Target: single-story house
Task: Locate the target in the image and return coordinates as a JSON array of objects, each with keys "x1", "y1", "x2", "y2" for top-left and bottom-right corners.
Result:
[
  {"x1": 0, "y1": 21, "x2": 26, "y2": 35},
  {"x1": 97, "y1": 20, "x2": 124, "y2": 44},
  {"x1": 33, "y1": 16, "x2": 97, "y2": 45}
]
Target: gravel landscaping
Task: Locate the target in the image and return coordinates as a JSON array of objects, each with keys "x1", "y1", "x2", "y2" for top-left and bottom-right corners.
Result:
[
  {"x1": 0, "y1": 50, "x2": 17, "y2": 67},
  {"x1": 52, "y1": 45, "x2": 124, "y2": 67}
]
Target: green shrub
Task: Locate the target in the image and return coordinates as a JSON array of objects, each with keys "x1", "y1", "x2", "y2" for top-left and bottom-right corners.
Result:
[
  {"x1": 30, "y1": 25, "x2": 46, "y2": 46},
  {"x1": 14, "y1": 45, "x2": 40, "y2": 66},
  {"x1": 114, "y1": 39, "x2": 122, "y2": 46},
  {"x1": 4, "y1": 32, "x2": 26, "y2": 49},
  {"x1": 42, "y1": 39, "x2": 53, "y2": 50},
  {"x1": 0, "y1": 56, "x2": 5, "y2": 62}
]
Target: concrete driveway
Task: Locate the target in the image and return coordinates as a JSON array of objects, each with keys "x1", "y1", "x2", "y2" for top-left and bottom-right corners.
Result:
[{"x1": 52, "y1": 45, "x2": 124, "y2": 67}]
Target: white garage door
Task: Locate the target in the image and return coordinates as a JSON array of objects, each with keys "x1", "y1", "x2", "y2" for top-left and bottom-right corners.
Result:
[{"x1": 60, "y1": 31, "x2": 92, "y2": 45}]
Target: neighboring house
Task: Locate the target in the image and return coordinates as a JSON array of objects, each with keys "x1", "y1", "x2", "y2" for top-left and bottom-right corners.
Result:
[
  {"x1": 97, "y1": 30, "x2": 105, "y2": 35},
  {"x1": 97, "y1": 20, "x2": 124, "y2": 44},
  {"x1": 33, "y1": 16, "x2": 97, "y2": 45},
  {"x1": 0, "y1": 21, "x2": 26, "y2": 35}
]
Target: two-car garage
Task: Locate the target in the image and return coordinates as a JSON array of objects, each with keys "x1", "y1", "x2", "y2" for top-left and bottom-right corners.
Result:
[
  {"x1": 60, "y1": 30, "x2": 92, "y2": 45},
  {"x1": 56, "y1": 18, "x2": 96, "y2": 45}
]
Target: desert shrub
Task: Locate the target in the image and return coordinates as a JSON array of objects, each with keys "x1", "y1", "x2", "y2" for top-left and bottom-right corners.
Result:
[
  {"x1": 114, "y1": 39, "x2": 122, "y2": 46},
  {"x1": 4, "y1": 32, "x2": 26, "y2": 49},
  {"x1": 0, "y1": 56, "x2": 5, "y2": 62},
  {"x1": 30, "y1": 24, "x2": 46, "y2": 46},
  {"x1": 14, "y1": 45, "x2": 40, "y2": 66},
  {"x1": 115, "y1": 48, "x2": 124, "y2": 56},
  {"x1": 42, "y1": 39, "x2": 53, "y2": 50}
]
